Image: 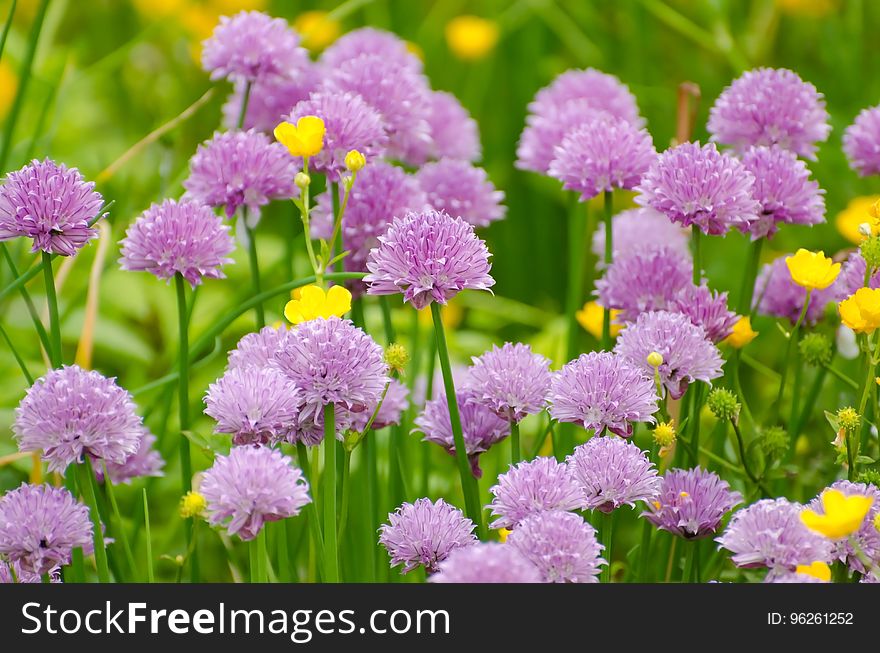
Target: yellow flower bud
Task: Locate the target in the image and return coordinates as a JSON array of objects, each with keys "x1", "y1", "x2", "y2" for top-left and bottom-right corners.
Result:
[
  {"x1": 723, "y1": 316, "x2": 758, "y2": 348},
  {"x1": 274, "y1": 116, "x2": 325, "y2": 158},
  {"x1": 646, "y1": 351, "x2": 664, "y2": 368},
  {"x1": 344, "y1": 149, "x2": 366, "y2": 173}
]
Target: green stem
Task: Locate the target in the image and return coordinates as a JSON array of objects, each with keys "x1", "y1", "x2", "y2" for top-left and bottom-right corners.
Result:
[
  {"x1": 236, "y1": 80, "x2": 252, "y2": 130},
  {"x1": 337, "y1": 450, "x2": 353, "y2": 545},
  {"x1": 791, "y1": 365, "x2": 827, "y2": 439},
  {"x1": 692, "y1": 225, "x2": 701, "y2": 285},
  {"x1": 852, "y1": 332, "x2": 880, "y2": 480},
  {"x1": 323, "y1": 404, "x2": 339, "y2": 582},
  {"x1": 565, "y1": 197, "x2": 587, "y2": 361},
  {"x1": 738, "y1": 238, "x2": 764, "y2": 316},
  {"x1": 142, "y1": 489, "x2": 154, "y2": 583},
  {"x1": 601, "y1": 190, "x2": 614, "y2": 349},
  {"x1": 772, "y1": 290, "x2": 811, "y2": 421},
  {"x1": 602, "y1": 511, "x2": 613, "y2": 583},
  {"x1": 244, "y1": 214, "x2": 265, "y2": 328},
  {"x1": 379, "y1": 296, "x2": 396, "y2": 344},
  {"x1": 730, "y1": 418, "x2": 769, "y2": 495},
  {"x1": 174, "y1": 273, "x2": 198, "y2": 582},
  {"x1": 276, "y1": 520, "x2": 290, "y2": 583},
  {"x1": 364, "y1": 430, "x2": 379, "y2": 582},
  {"x1": 1, "y1": 244, "x2": 52, "y2": 356},
  {"x1": 296, "y1": 442, "x2": 325, "y2": 569},
  {"x1": 101, "y1": 464, "x2": 137, "y2": 580},
  {"x1": 250, "y1": 529, "x2": 268, "y2": 583},
  {"x1": 509, "y1": 420, "x2": 520, "y2": 466},
  {"x1": 41, "y1": 251, "x2": 61, "y2": 367},
  {"x1": 77, "y1": 460, "x2": 110, "y2": 583},
  {"x1": 823, "y1": 363, "x2": 859, "y2": 390},
  {"x1": 0, "y1": 0, "x2": 50, "y2": 171},
  {"x1": 0, "y1": 0, "x2": 18, "y2": 63},
  {"x1": 430, "y1": 302, "x2": 484, "y2": 538},
  {"x1": 688, "y1": 384, "x2": 704, "y2": 466},
  {"x1": 637, "y1": 519, "x2": 653, "y2": 582}
]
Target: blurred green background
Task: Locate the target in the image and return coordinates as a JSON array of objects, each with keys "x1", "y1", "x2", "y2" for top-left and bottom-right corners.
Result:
[{"x1": 1, "y1": 0, "x2": 878, "y2": 581}]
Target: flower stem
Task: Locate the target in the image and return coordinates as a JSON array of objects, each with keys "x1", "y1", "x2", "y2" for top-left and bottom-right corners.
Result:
[
  {"x1": 250, "y1": 529, "x2": 268, "y2": 583},
  {"x1": 235, "y1": 80, "x2": 252, "y2": 130},
  {"x1": 852, "y1": 332, "x2": 880, "y2": 480},
  {"x1": 41, "y1": 251, "x2": 61, "y2": 368},
  {"x1": 174, "y1": 273, "x2": 198, "y2": 582},
  {"x1": 509, "y1": 420, "x2": 520, "y2": 466},
  {"x1": 601, "y1": 511, "x2": 614, "y2": 583},
  {"x1": 691, "y1": 225, "x2": 701, "y2": 285},
  {"x1": 601, "y1": 190, "x2": 614, "y2": 349},
  {"x1": 142, "y1": 488, "x2": 154, "y2": 583},
  {"x1": 101, "y1": 463, "x2": 137, "y2": 580},
  {"x1": 77, "y1": 459, "x2": 110, "y2": 583},
  {"x1": 637, "y1": 519, "x2": 653, "y2": 581},
  {"x1": 337, "y1": 450, "x2": 353, "y2": 545},
  {"x1": 430, "y1": 302, "x2": 484, "y2": 538},
  {"x1": 737, "y1": 238, "x2": 763, "y2": 316},
  {"x1": 729, "y1": 418, "x2": 769, "y2": 495},
  {"x1": 295, "y1": 442, "x2": 325, "y2": 571},
  {"x1": 323, "y1": 403, "x2": 339, "y2": 582},
  {"x1": 772, "y1": 289, "x2": 811, "y2": 422},
  {"x1": 243, "y1": 211, "x2": 265, "y2": 328}
]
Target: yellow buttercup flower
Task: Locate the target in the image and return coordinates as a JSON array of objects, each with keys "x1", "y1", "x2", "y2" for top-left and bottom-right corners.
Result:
[
  {"x1": 293, "y1": 11, "x2": 341, "y2": 51},
  {"x1": 836, "y1": 196, "x2": 880, "y2": 244},
  {"x1": 274, "y1": 116, "x2": 325, "y2": 158},
  {"x1": 497, "y1": 528, "x2": 511, "y2": 543},
  {"x1": 344, "y1": 149, "x2": 366, "y2": 173},
  {"x1": 795, "y1": 561, "x2": 831, "y2": 582},
  {"x1": 724, "y1": 316, "x2": 758, "y2": 348},
  {"x1": 800, "y1": 488, "x2": 874, "y2": 539},
  {"x1": 785, "y1": 249, "x2": 840, "y2": 290},
  {"x1": 179, "y1": 491, "x2": 206, "y2": 519},
  {"x1": 445, "y1": 15, "x2": 500, "y2": 60},
  {"x1": 839, "y1": 287, "x2": 880, "y2": 334},
  {"x1": 576, "y1": 301, "x2": 621, "y2": 340},
  {"x1": 0, "y1": 61, "x2": 18, "y2": 119},
  {"x1": 285, "y1": 285, "x2": 352, "y2": 324}
]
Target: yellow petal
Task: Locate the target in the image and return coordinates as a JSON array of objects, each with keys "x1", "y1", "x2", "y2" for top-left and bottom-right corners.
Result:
[
  {"x1": 796, "y1": 561, "x2": 831, "y2": 581},
  {"x1": 325, "y1": 285, "x2": 352, "y2": 317},
  {"x1": 284, "y1": 300, "x2": 306, "y2": 324}
]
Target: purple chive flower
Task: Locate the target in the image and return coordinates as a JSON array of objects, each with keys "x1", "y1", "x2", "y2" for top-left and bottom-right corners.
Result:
[
  {"x1": 98, "y1": 428, "x2": 164, "y2": 485},
  {"x1": 347, "y1": 378, "x2": 410, "y2": 432},
  {"x1": 806, "y1": 481, "x2": 880, "y2": 573},
  {"x1": 414, "y1": 390, "x2": 509, "y2": 478},
  {"x1": 566, "y1": 436, "x2": 660, "y2": 513},
  {"x1": 119, "y1": 199, "x2": 235, "y2": 288},
  {"x1": 379, "y1": 498, "x2": 477, "y2": 573},
  {"x1": 320, "y1": 27, "x2": 422, "y2": 72},
  {"x1": 862, "y1": 572, "x2": 880, "y2": 584},
  {"x1": 591, "y1": 207, "x2": 690, "y2": 265},
  {"x1": 312, "y1": 162, "x2": 426, "y2": 296},
  {"x1": 14, "y1": 365, "x2": 142, "y2": 473},
  {"x1": 288, "y1": 91, "x2": 388, "y2": 181},
  {"x1": 754, "y1": 256, "x2": 837, "y2": 324},
  {"x1": 765, "y1": 570, "x2": 829, "y2": 583},
  {"x1": 429, "y1": 542, "x2": 543, "y2": 583},
  {"x1": 739, "y1": 145, "x2": 825, "y2": 239},
  {"x1": 324, "y1": 54, "x2": 432, "y2": 164},
  {"x1": 425, "y1": 91, "x2": 481, "y2": 162},
  {"x1": 0, "y1": 559, "x2": 60, "y2": 584},
  {"x1": 227, "y1": 325, "x2": 287, "y2": 371},
  {"x1": 508, "y1": 510, "x2": 605, "y2": 583},
  {"x1": 464, "y1": 342, "x2": 552, "y2": 423},
  {"x1": 222, "y1": 65, "x2": 320, "y2": 132},
  {"x1": 548, "y1": 115, "x2": 656, "y2": 201},
  {"x1": 0, "y1": 483, "x2": 93, "y2": 574},
  {"x1": 549, "y1": 351, "x2": 658, "y2": 437},
  {"x1": 204, "y1": 366, "x2": 302, "y2": 446},
  {"x1": 642, "y1": 467, "x2": 742, "y2": 539},
  {"x1": 416, "y1": 159, "x2": 505, "y2": 228},
  {"x1": 364, "y1": 209, "x2": 495, "y2": 309},
  {"x1": 843, "y1": 105, "x2": 880, "y2": 177},
  {"x1": 635, "y1": 141, "x2": 760, "y2": 235},
  {"x1": 717, "y1": 498, "x2": 833, "y2": 573},
  {"x1": 669, "y1": 284, "x2": 738, "y2": 343},
  {"x1": 183, "y1": 129, "x2": 296, "y2": 220},
  {"x1": 201, "y1": 11, "x2": 308, "y2": 83},
  {"x1": 708, "y1": 67, "x2": 830, "y2": 159},
  {"x1": 527, "y1": 68, "x2": 644, "y2": 126},
  {"x1": 201, "y1": 445, "x2": 311, "y2": 541},
  {"x1": 595, "y1": 245, "x2": 693, "y2": 322},
  {"x1": 615, "y1": 310, "x2": 724, "y2": 400},
  {"x1": 0, "y1": 158, "x2": 104, "y2": 256},
  {"x1": 487, "y1": 457, "x2": 587, "y2": 529},
  {"x1": 835, "y1": 252, "x2": 880, "y2": 299},
  {"x1": 516, "y1": 100, "x2": 605, "y2": 174},
  {"x1": 272, "y1": 317, "x2": 388, "y2": 426}
]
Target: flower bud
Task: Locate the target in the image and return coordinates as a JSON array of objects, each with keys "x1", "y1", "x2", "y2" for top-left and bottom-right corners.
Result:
[
  {"x1": 344, "y1": 149, "x2": 366, "y2": 173},
  {"x1": 295, "y1": 171, "x2": 311, "y2": 190},
  {"x1": 646, "y1": 351, "x2": 663, "y2": 368},
  {"x1": 707, "y1": 388, "x2": 740, "y2": 421}
]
